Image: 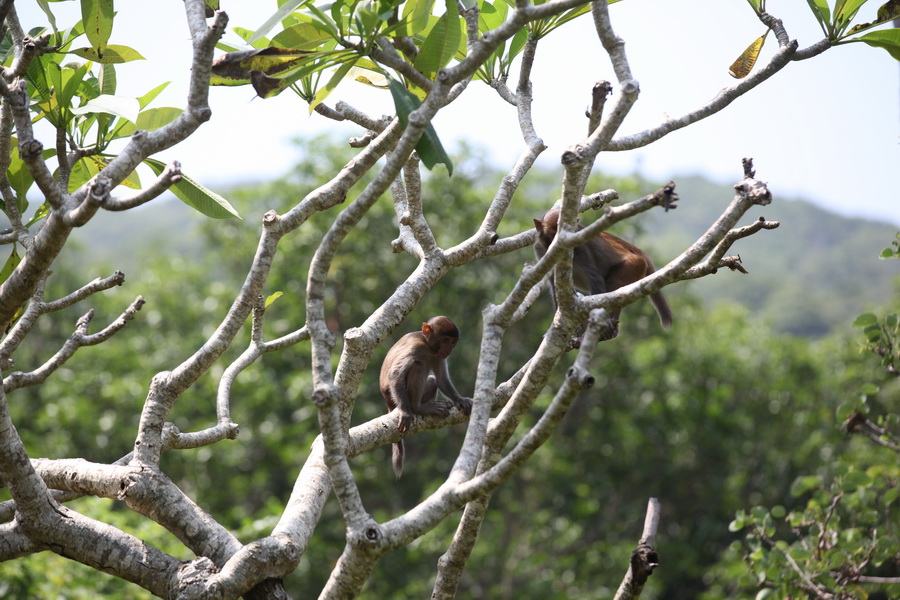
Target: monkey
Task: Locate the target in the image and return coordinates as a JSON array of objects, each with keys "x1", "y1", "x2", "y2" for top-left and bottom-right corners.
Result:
[
  {"x1": 379, "y1": 316, "x2": 473, "y2": 478},
  {"x1": 533, "y1": 208, "x2": 673, "y2": 339}
]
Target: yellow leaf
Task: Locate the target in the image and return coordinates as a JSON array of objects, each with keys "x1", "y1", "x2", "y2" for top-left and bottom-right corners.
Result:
[{"x1": 728, "y1": 32, "x2": 768, "y2": 79}]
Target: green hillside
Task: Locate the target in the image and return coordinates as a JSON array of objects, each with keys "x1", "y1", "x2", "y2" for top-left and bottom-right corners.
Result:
[{"x1": 642, "y1": 174, "x2": 899, "y2": 336}]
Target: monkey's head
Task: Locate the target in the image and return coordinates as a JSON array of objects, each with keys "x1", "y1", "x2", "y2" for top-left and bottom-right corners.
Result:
[
  {"x1": 422, "y1": 316, "x2": 460, "y2": 359},
  {"x1": 533, "y1": 209, "x2": 560, "y2": 246}
]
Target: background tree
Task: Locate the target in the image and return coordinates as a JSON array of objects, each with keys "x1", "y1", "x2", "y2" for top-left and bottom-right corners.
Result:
[{"x1": 0, "y1": 1, "x2": 897, "y2": 599}]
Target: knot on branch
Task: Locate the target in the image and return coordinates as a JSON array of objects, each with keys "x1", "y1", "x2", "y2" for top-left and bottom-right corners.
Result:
[
  {"x1": 652, "y1": 181, "x2": 679, "y2": 212},
  {"x1": 631, "y1": 542, "x2": 660, "y2": 583},
  {"x1": 408, "y1": 110, "x2": 425, "y2": 126},
  {"x1": 190, "y1": 105, "x2": 213, "y2": 124},
  {"x1": 262, "y1": 210, "x2": 278, "y2": 227},
  {"x1": 89, "y1": 174, "x2": 112, "y2": 202},
  {"x1": 561, "y1": 146, "x2": 587, "y2": 167},
  {"x1": 350, "y1": 520, "x2": 385, "y2": 553},
  {"x1": 565, "y1": 365, "x2": 595, "y2": 389},
  {"x1": 19, "y1": 139, "x2": 43, "y2": 160},
  {"x1": 172, "y1": 557, "x2": 222, "y2": 600},
  {"x1": 621, "y1": 79, "x2": 640, "y2": 96},
  {"x1": 312, "y1": 384, "x2": 339, "y2": 407},
  {"x1": 718, "y1": 255, "x2": 748, "y2": 274}
]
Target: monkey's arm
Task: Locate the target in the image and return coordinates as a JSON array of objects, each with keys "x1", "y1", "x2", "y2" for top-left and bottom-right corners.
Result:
[{"x1": 434, "y1": 360, "x2": 473, "y2": 415}]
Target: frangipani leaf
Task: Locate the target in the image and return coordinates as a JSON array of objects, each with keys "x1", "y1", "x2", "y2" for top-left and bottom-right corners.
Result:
[
  {"x1": 144, "y1": 158, "x2": 241, "y2": 219},
  {"x1": 728, "y1": 32, "x2": 768, "y2": 78},
  {"x1": 210, "y1": 47, "x2": 317, "y2": 85},
  {"x1": 70, "y1": 45, "x2": 146, "y2": 64},
  {"x1": 71, "y1": 94, "x2": 140, "y2": 123},
  {"x1": 388, "y1": 78, "x2": 453, "y2": 175}
]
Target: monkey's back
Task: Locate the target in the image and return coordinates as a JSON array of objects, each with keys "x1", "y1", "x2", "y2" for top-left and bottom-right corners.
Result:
[{"x1": 379, "y1": 332, "x2": 426, "y2": 399}]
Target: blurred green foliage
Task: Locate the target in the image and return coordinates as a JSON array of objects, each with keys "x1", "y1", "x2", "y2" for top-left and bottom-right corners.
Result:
[{"x1": 1, "y1": 137, "x2": 896, "y2": 599}]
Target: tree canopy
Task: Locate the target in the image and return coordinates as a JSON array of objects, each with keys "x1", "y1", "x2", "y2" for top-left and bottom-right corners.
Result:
[{"x1": 0, "y1": 1, "x2": 897, "y2": 599}]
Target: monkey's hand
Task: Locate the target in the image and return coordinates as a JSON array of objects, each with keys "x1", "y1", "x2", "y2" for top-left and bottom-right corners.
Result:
[{"x1": 456, "y1": 397, "x2": 473, "y2": 416}]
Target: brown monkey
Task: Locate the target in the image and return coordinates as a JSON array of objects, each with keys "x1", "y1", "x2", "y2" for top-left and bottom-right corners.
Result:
[
  {"x1": 379, "y1": 316, "x2": 473, "y2": 478},
  {"x1": 533, "y1": 208, "x2": 673, "y2": 338}
]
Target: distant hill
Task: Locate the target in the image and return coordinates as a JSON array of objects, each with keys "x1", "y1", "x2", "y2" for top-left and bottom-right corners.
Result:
[
  {"x1": 642, "y1": 174, "x2": 899, "y2": 336},
  {"x1": 62, "y1": 174, "x2": 899, "y2": 338}
]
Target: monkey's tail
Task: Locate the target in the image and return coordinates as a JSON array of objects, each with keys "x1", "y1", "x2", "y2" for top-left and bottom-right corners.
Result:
[
  {"x1": 392, "y1": 441, "x2": 404, "y2": 479},
  {"x1": 651, "y1": 291, "x2": 673, "y2": 329}
]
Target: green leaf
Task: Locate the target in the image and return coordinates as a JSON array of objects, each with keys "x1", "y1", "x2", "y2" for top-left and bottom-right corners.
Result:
[
  {"x1": 806, "y1": 0, "x2": 832, "y2": 29},
  {"x1": 26, "y1": 202, "x2": 51, "y2": 228},
  {"x1": 0, "y1": 246, "x2": 20, "y2": 285},
  {"x1": 885, "y1": 486, "x2": 899, "y2": 505},
  {"x1": 754, "y1": 589, "x2": 774, "y2": 600},
  {"x1": 860, "y1": 382, "x2": 880, "y2": 396},
  {"x1": 112, "y1": 107, "x2": 182, "y2": 139},
  {"x1": 403, "y1": 0, "x2": 437, "y2": 36},
  {"x1": 137, "y1": 81, "x2": 171, "y2": 110},
  {"x1": 413, "y1": 0, "x2": 461, "y2": 77},
  {"x1": 233, "y1": 27, "x2": 271, "y2": 49},
  {"x1": 265, "y1": 291, "x2": 283, "y2": 307},
  {"x1": 71, "y1": 94, "x2": 140, "y2": 123},
  {"x1": 853, "y1": 312, "x2": 878, "y2": 327},
  {"x1": 6, "y1": 141, "x2": 34, "y2": 201},
  {"x1": 388, "y1": 78, "x2": 453, "y2": 175},
  {"x1": 58, "y1": 61, "x2": 92, "y2": 114},
  {"x1": 308, "y1": 58, "x2": 356, "y2": 113},
  {"x1": 834, "y1": 0, "x2": 869, "y2": 27},
  {"x1": 250, "y1": 0, "x2": 310, "y2": 43},
  {"x1": 70, "y1": 45, "x2": 146, "y2": 64},
  {"x1": 272, "y1": 21, "x2": 334, "y2": 49},
  {"x1": 144, "y1": 158, "x2": 241, "y2": 219},
  {"x1": 855, "y1": 28, "x2": 900, "y2": 60},
  {"x1": 81, "y1": 0, "x2": 114, "y2": 59},
  {"x1": 98, "y1": 62, "x2": 116, "y2": 95},
  {"x1": 36, "y1": 0, "x2": 59, "y2": 35},
  {"x1": 791, "y1": 475, "x2": 822, "y2": 497},
  {"x1": 842, "y1": 470, "x2": 872, "y2": 491},
  {"x1": 479, "y1": 0, "x2": 507, "y2": 31}
]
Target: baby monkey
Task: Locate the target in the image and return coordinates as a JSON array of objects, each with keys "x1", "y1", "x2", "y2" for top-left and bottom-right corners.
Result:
[
  {"x1": 379, "y1": 316, "x2": 472, "y2": 478},
  {"x1": 534, "y1": 208, "x2": 673, "y2": 339}
]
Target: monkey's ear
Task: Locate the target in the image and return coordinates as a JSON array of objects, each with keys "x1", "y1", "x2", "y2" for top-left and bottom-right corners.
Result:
[
  {"x1": 533, "y1": 218, "x2": 543, "y2": 232},
  {"x1": 422, "y1": 322, "x2": 432, "y2": 336}
]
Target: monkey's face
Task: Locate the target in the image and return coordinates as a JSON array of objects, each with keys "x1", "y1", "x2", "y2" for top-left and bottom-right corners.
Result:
[{"x1": 436, "y1": 335, "x2": 457, "y2": 359}]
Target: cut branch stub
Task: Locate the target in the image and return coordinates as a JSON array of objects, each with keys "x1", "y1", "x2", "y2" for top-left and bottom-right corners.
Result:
[
  {"x1": 653, "y1": 181, "x2": 679, "y2": 212},
  {"x1": 630, "y1": 542, "x2": 660, "y2": 584}
]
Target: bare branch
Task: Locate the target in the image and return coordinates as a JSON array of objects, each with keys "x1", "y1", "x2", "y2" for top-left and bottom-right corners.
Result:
[
  {"x1": 103, "y1": 161, "x2": 183, "y2": 211},
  {"x1": 614, "y1": 498, "x2": 662, "y2": 600},
  {"x1": 4, "y1": 295, "x2": 144, "y2": 392}
]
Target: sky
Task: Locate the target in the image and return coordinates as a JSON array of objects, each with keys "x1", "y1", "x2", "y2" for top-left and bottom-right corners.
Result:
[{"x1": 19, "y1": 1, "x2": 900, "y2": 226}]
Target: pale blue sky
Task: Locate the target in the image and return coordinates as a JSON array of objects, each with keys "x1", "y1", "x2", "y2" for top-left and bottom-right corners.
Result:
[{"x1": 21, "y1": 1, "x2": 900, "y2": 226}]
